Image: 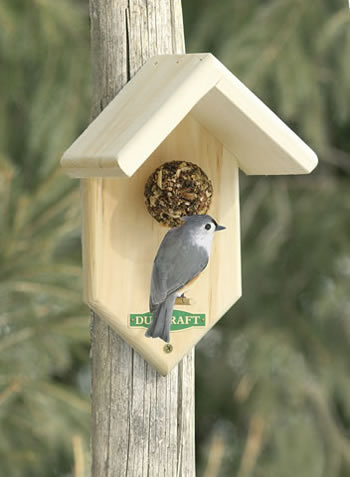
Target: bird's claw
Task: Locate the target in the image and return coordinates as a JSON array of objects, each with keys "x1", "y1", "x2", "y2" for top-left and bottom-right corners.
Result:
[{"x1": 179, "y1": 292, "x2": 187, "y2": 304}]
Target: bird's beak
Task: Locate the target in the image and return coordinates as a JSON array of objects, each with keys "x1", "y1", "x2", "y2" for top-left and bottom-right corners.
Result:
[{"x1": 215, "y1": 224, "x2": 226, "y2": 231}]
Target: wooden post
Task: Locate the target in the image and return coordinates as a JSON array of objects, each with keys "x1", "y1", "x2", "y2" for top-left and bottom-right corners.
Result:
[{"x1": 88, "y1": 1, "x2": 195, "y2": 476}]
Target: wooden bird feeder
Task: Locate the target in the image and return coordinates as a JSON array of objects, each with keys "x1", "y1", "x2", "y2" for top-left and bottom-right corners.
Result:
[{"x1": 61, "y1": 54, "x2": 318, "y2": 375}]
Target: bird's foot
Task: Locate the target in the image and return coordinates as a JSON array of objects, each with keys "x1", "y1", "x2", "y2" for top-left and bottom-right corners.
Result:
[{"x1": 175, "y1": 293, "x2": 191, "y2": 305}]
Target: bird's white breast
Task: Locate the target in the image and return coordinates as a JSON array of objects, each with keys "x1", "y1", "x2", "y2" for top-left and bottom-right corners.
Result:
[{"x1": 190, "y1": 232, "x2": 213, "y2": 255}]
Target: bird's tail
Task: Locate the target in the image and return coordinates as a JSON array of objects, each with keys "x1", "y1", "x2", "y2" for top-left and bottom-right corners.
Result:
[{"x1": 145, "y1": 294, "x2": 176, "y2": 343}]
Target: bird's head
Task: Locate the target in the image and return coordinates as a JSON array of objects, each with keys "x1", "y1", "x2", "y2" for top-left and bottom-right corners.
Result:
[{"x1": 181, "y1": 214, "x2": 226, "y2": 237}]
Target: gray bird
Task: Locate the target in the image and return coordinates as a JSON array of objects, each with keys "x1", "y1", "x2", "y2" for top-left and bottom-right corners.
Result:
[{"x1": 145, "y1": 214, "x2": 226, "y2": 342}]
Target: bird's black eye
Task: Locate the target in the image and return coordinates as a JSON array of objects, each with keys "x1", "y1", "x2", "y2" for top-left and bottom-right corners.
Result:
[{"x1": 205, "y1": 223, "x2": 211, "y2": 230}]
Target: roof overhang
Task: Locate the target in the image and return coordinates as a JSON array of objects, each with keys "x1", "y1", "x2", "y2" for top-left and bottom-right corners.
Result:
[{"x1": 61, "y1": 54, "x2": 318, "y2": 178}]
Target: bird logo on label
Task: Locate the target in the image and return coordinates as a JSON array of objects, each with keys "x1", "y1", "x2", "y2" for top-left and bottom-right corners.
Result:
[{"x1": 145, "y1": 214, "x2": 226, "y2": 343}]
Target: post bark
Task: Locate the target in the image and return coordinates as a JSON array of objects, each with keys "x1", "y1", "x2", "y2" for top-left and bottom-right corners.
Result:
[{"x1": 88, "y1": 1, "x2": 195, "y2": 476}]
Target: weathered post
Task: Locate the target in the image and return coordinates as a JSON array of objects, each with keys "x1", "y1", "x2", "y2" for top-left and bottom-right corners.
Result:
[{"x1": 88, "y1": 1, "x2": 195, "y2": 475}]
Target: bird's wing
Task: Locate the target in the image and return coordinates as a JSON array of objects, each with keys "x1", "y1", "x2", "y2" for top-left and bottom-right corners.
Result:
[{"x1": 150, "y1": 228, "x2": 209, "y2": 305}]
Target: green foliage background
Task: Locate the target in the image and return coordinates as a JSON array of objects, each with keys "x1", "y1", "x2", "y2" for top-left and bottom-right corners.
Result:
[{"x1": 1, "y1": 0, "x2": 349, "y2": 476}]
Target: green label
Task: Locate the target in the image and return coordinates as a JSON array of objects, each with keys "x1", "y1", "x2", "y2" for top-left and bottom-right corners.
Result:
[{"x1": 130, "y1": 310, "x2": 206, "y2": 331}]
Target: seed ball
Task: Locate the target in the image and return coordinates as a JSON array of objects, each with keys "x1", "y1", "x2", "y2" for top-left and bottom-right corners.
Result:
[{"x1": 144, "y1": 160, "x2": 213, "y2": 228}]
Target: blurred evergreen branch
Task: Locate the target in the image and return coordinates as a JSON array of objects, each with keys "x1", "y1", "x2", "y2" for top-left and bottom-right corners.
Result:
[
  {"x1": 0, "y1": 0, "x2": 91, "y2": 476},
  {"x1": 184, "y1": 0, "x2": 350, "y2": 154},
  {"x1": 183, "y1": 1, "x2": 350, "y2": 476}
]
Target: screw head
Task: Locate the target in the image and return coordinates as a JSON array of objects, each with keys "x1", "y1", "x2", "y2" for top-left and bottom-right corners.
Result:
[{"x1": 163, "y1": 344, "x2": 173, "y2": 354}]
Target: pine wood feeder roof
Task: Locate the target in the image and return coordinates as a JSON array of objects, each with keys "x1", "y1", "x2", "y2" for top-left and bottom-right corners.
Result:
[{"x1": 61, "y1": 53, "x2": 318, "y2": 178}]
